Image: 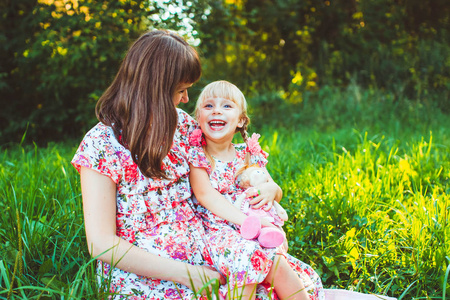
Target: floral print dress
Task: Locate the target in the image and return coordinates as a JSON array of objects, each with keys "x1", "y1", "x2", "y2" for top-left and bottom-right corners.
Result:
[
  {"x1": 72, "y1": 109, "x2": 212, "y2": 299},
  {"x1": 188, "y1": 134, "x2": 325, "y2": 300}
]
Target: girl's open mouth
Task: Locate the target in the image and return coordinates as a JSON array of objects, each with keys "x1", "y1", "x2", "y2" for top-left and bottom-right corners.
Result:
[{"x1": 208, "y1": 120, "x2": 226, "y2": 130}]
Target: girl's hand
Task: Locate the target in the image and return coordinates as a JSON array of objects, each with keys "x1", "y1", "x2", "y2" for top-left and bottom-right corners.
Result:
[
  {"x1": 259, "y1": 217, "x2": 277, "y2": 228},
  {"x1": 246, "y1": 181, "x2": 280, "y2": 211},
  {"x1": 282, "y1": 237, "x2": 289, "y2": 251},
  {"x1": 183, "y1": 265, "x2": 225, "y2": 295},
  {"x1": 277, "y1": 226, "x2": 289, "y2": 251}
]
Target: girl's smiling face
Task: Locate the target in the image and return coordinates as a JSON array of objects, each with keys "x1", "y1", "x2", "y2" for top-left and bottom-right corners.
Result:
[{"x1": 197, "y1": 97, "x2": 245, "y2": 144}]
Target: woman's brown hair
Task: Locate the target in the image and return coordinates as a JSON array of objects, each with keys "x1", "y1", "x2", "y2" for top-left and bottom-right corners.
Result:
[{"x1": 96, "y1": 30, "x2": 201, "y2": 179}]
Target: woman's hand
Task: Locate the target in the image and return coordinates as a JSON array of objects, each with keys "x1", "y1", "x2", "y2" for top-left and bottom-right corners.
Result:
[
  {"x1": 246, "y1": 181, "x2": 281, "y2": 211},
  {"x1": 182, "y1": 265, "x2": 225, "y2": 295}
]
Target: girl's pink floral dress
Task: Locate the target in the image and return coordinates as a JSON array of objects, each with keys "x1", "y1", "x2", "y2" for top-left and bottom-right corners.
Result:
[
  {"x1": 188, "y1": 136, "x2": 325, "y2": 300},
  {"x1": 72, "y1": 109, "x2": 212, "y2": 299}
]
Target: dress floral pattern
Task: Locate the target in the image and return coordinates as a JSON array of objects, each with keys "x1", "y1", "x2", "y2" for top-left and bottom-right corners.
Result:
[
  {"x1": 72, "y1": 109, "x2": 211, "y2": 299},
  {"x1": 188, "y1": 142, "x2": 325, "y2": 300}
]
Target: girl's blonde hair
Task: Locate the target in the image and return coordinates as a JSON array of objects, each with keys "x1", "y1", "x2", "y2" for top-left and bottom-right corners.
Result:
[{"x1": 194, "y1": 80, "x2": 251, "y2": 168}]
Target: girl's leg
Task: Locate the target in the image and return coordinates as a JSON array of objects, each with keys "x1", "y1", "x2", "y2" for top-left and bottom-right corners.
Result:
[{"x1": 264, "y1": 255, "x2": 309, "y2": 300}]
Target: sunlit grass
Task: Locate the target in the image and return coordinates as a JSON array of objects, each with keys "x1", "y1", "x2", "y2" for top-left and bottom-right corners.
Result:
[
  {"x1": 261, "y1": 129, "x2": 449, "y2": 299},
  {"x1": 1, "y1": 126, "x2": 449, "y2": 298}
]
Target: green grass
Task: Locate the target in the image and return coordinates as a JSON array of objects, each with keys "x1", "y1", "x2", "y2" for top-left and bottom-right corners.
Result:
[
  {"x1": 260, "y1": 129, "x2": 449, "y2": 299},
  {"x1": 0, "y1": 143, "x2": 101, "y2": 299},
  {"x1": 1, "y1": 88, "x2": 449, "y2": 298}
]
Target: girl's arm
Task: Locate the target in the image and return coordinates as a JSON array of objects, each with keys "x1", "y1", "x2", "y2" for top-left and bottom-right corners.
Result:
[
  {"x1": 190, "y1": 165, "x2": 275, "y2": 228},
  {"x1": 248, "y1": 167, "x2": 283, "y2": 210},
  {"x1": 80, "y1": 166, "x2": 224, "y2": 290}
]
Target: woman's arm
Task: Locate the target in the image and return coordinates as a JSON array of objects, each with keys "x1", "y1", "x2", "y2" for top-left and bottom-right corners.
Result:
[{"x1": 80, "y1": 166, "x2": 224, "y2": 290}]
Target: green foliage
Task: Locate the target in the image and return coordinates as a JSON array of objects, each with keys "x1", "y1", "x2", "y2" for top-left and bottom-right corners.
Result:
[
  {"x1": 1, "y1": 0, "x2": 448, "y2": 144},
  {"x1": 0, "y1": 0, "x2": 175, "y2": 145},
  {"x1": 1, "y1": 88, "x2": 449, "y2": 298},
  {"x1": 1, "y1": 1, "x2": 448, "y2": 297},
  {"x1": 263, "y1": 130, "x2": 449, "y2": 297},
  {"x1": 193, "y1": 0, "x2": 449, "y2": 107},
  {"x1": 249, "y1": 83, "x2": 449, "y2": 138},
  {"x1": 0, "y1": 142, "x2": 98, "y2": 298}
]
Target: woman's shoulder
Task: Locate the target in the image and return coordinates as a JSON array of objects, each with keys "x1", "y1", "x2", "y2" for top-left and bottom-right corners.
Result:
[
  {"x1": 176, "y1": 108, "x2": 195, "y2": 125},
  {"x1": 72, "y1": 123, "x2": 125, "y2": 182},
  {"x1": 83, "y1": 122, "x2": 111, "y2": 138},
  {"x1": 176, "y1": 108, "x2": 197, "y2": 138},
  {"x1": 81, "y1": 122, "x2": 122, "y2": 149}
]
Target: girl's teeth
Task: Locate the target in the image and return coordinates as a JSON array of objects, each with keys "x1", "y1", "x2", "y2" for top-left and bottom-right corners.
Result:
[
  {"x1": 209, "y1": 121, "x2": 226, "y2": 129},
  {"x1": 210, "y1": 121, "x2": 225, "y2": 125}
]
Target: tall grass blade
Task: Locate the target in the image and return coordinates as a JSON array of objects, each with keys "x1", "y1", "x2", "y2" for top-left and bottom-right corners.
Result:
[{"x1": 443, "y1": 257, "x2": 450, "y2": 300}]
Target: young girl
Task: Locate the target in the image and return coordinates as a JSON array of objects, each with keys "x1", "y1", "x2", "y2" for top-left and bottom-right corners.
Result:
[
  {"x1": 71, "y1": 30, "x2": 225, "y2": 299},
  {"x1": 188, "y1": 81, "x2": 325, "y2": 300}
]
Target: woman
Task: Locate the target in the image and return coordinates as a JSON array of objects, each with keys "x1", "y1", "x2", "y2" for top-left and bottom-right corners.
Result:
[{"x1": 72, "y1": 30, "x2": 224, "y2": 299}]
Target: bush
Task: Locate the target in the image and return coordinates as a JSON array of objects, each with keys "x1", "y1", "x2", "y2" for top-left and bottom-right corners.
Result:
[
  {"x1": 0, "y1": 1, "x2": 154, "y2": 145},
  {"x1": 249, "y1": 84, "x2": 449, "y2": 137}
]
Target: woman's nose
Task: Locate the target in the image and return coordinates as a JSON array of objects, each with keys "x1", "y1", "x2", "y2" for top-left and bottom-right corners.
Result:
[{"x1": 181, "y1": 90, "x2": 189, "y2": 103}]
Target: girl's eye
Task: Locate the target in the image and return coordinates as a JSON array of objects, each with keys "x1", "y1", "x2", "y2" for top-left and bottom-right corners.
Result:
[{"x1": 204, "y1": 103, "x2": 213, "y2": 108}]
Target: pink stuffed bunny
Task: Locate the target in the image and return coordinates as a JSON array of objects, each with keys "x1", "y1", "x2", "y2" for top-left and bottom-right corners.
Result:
[{"x1": 235, "y1": 165, "x2": 288, "y2": 248}]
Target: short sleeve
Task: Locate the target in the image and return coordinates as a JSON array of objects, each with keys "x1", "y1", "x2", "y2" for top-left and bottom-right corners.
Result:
[
  {"x1": 235, "y1": 142, "x2": 269, "y2": 169},
  {"x1": 188, "y1": 146, "x2": 212, "y2": 174},
  {"x1": 71, "y1": 123, "x2": 122, "y2": 184},
  {"x1": 244, "y1": 132, "x2": 269, "y2": 168}
]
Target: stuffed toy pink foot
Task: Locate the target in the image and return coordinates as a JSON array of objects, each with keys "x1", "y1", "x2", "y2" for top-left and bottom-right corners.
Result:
[
  {"x1": 258, "y1": 227, "x2": 285, "y2": 248},
  {"x1": 240, "y1": 215, "x2": 261, "y2": 239},
  {"x1": 240, "y1": 216, "x2": 284, "y2": 248}
]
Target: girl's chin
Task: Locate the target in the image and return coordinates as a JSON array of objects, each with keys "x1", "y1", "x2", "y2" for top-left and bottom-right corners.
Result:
[{"x1": 204, "y1": 132, "x2": 234, "y2": 141}]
